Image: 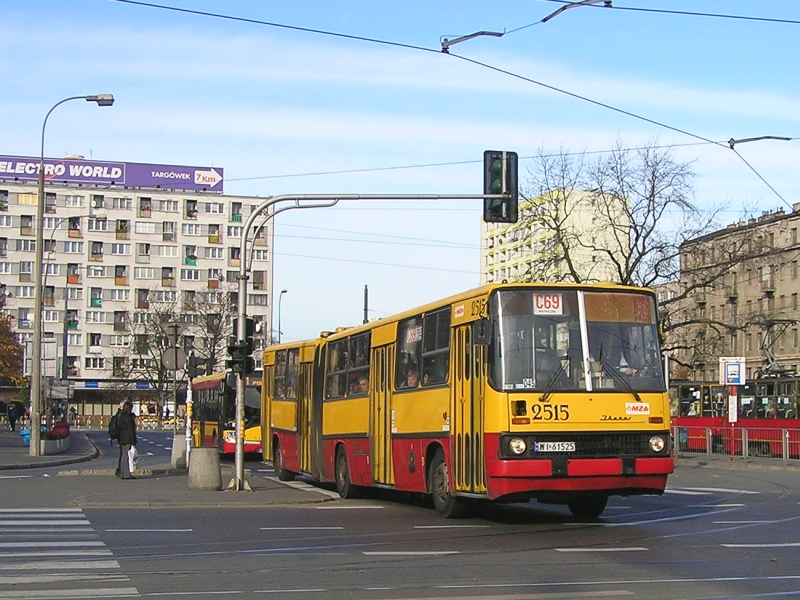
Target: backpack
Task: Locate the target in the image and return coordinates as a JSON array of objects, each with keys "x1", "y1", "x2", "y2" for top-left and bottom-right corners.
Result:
[{"x1": 108, "y1": 412, "x2": 121, "y2": 440}]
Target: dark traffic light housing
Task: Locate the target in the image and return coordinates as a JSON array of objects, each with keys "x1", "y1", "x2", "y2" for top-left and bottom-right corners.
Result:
[
  {"x1": 227, "y1": 317, "x2": 256, "y2": 375},
  {"x1": 483, "y1": 150, "x2": 519, "y2": 223},
  {"x1": 187, "y1": 355, "x2": 207, "y2": 379}
]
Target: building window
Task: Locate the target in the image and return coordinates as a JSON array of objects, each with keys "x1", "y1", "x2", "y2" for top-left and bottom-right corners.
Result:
[
  {"x1": 86, "y1": 311, "x2": 106, "y2": 323},
  {"x1": 181, "y1": 223, "x2": 201, "y2": 236},
  {"x1": 227, "y1": 226, "x2": 243, "y2": 238},
  {"x1": 87, "y1": 266, "x2": 107, "y2": 277},
  {"x1": 64, "y1": 241, "x2": 84, "y2": 253},
  {"x1": 110, "y1": 289, "x2": 130, "y2": 301},
  {"x1": 160, "y1": 245, "x2": 178, "y2": 258},
  {"x1": 135, "y1": 221, "x2": 157, "y2": 234},
  {"x1": 205, "y1": 247, "x2": 224, "y2": 259},
  {"x1": 111, "y1": 243, "x2": 131, "y2": 255},
  {"x1": 134, "y1": 267, "x2": 155, "y2": 279},
  {"x1": 181, "y1": 269, "x2": 200, "y2": 281},
  {"x1": 84, "y1": 357, "x2": 105, "y2": 369},
  {"x1": 64, "y1": 195, "x2": 84, "y2": 207},
  {"x1": 205, "y1": 202, "x2": 224, "y2": 214},
  {"x1": 88, "y1": 218, "x2": 108, "y2": 231},
  {"x1": 159, "y1": 199, "x2": 178, "y2": 212},
  {"x1": 112, "y1": 196, "x2": 133, "y2": 210},
  {"x1": 251, "y1": 249, "x2": 269, "y2": 261}
]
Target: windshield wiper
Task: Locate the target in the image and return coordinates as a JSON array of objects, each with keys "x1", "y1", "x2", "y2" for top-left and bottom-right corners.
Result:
[
  {"x1": 600, "y1": 360, "x2": 642, "y2": 403},
  {"x1": 540, "y1": 360, "x2": 567, "y2": 404}
]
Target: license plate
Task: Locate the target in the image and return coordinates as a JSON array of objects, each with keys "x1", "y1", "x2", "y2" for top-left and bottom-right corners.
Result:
[{"x1": 534, "y1": 441, "x2": 575, "y2": 452}]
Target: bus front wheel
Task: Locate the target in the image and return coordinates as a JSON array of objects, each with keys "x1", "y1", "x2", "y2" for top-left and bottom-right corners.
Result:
[
  {"x1": 429, "y1": 449, "x2": 469, "y2": 519},
  {"x1": 273, "y1": 441, "x2": 295, "y2": 482},
  {"x1": 568, "y1": 494, "x2": 608, "y2": 519},
  {"x1": 335, "y1": 447, "x2": 362, "y2": 499}
]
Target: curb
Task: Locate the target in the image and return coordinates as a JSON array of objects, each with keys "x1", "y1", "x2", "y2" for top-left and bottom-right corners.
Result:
[
  {"x1": 675, "y1": 457, "x2": 800, "y2": 472},
  {"x1": 0, "y1": 435, "x2": 100, "y2": 471}
]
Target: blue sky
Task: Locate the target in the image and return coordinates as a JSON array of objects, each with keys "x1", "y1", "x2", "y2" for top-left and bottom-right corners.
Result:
[{"x1": 2, "y1": 1, "x2": 798, "y2": 341}]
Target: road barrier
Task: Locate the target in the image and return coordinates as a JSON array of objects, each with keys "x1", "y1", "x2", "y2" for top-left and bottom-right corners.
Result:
[{"x1": 673, "y1": 425, "x2": 800, "y2": 464}]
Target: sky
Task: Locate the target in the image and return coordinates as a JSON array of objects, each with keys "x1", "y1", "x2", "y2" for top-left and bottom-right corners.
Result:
[{"x1": 1, "y1": 0, "x2": 799, "y2": 342}]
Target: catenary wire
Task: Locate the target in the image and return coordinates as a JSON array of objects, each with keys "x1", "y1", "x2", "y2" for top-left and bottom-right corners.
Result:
[{"x1": 112, "y1": 0, "x2": 790, "y2": 205}]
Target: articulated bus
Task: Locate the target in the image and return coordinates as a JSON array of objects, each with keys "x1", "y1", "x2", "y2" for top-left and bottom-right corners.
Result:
[
  {"x1": 191, "y1": 370, "x2": 263, "y2": 454},
  {"x1": 262, "y1": 282, "x2": 673, "y2": 518},
  {"x1": 671, "y1": 378, "x2": 800, "y2": 457}
]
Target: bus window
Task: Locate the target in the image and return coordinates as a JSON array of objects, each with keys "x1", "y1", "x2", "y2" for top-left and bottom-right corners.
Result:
[
  {"x1": 326, "y1": 340, "x2": 348, "y2": 398},
  {"x1": 274, "y1": 350, "x2": 287, "y2": 399},
  {"x1": 397, "y1": 317, "x2": 422, "y2": 389},
  {"x1": 285, "y1": 348, "x2": 299, "y2": 399},
  {"x1": 422, "y1": 308, "x2": 450, "y2": 386}
]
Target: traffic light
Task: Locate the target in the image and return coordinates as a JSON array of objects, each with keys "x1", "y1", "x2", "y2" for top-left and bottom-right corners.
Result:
[
  {"x1": 228, "y1": 317, "x2": 256, "y2": 375},
  {"x1": 187, "y1": 355, "x2": 207, "y2": 379},
  {"x1": 483, "y1": 150, "x2": 519, "y2": 223}
]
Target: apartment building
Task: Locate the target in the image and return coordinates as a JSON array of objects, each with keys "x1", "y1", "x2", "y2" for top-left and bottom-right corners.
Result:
[
  {"x1": 677, "y1": 205, "x2": 800, "y2": 382},
  {"x1": 481, "y1": 189, "x2": 628, "y2": 284},
  {"x1": 0, "y1": 154, "x2": 273, "y2": 417}
]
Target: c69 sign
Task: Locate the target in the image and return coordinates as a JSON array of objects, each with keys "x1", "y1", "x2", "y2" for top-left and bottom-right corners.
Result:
[{"x1": 533, "y1": 292, "x2": 563, "y2": 315}]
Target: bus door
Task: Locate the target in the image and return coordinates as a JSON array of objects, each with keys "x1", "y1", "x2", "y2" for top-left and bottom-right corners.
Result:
[
  {"x1": 297, "y1": 361, "x2": 314, "y2": 475},
  {"x1": 370, "y1": 345, "x2": 395, "y2": 485},
  {"x1": 451, "y1": 324, "x2": 487, "y2": 494}
]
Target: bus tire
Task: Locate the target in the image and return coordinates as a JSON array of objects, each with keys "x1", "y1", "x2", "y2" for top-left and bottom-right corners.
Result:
[
  {"x1": 335, "y1": 446, "x2": 362, "y2": 499},
  {"x1": 273, "y1": 441, "x2": 295, "y2": 482},
  {"x1": 429, "y1": 449, "x2": 469, "y2": 519},
  {"x1": 568, "y1": 494, "x2": 608, "y2": 519}
]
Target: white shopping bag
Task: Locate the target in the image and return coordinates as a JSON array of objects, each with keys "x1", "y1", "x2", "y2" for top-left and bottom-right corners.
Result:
[{"x1": 128, "y1": 445, "x2": 139, "y2": 473}]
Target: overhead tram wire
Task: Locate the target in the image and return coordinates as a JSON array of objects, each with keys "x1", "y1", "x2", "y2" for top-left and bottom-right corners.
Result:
[
  {"x1": 114, "y1": 0, "x2": 792, "y2": 205},
  {"x1": 534, "y1": 0, "x2": 800, "y2": 27}
]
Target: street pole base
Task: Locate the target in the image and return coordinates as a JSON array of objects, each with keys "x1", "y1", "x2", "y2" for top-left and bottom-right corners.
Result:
[{"x1": 226, "y1": 477, "x2": 253, "y2": 492}]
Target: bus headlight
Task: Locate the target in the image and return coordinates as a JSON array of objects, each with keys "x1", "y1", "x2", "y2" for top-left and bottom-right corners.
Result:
[
  {"x1": 649, "y1": 435, "x2": 666, "y2": 453},
  {"x1": 508, "y1": 437, "x2": 527, "y2": 455}
]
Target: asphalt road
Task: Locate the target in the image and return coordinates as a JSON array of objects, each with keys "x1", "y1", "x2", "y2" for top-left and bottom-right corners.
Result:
[{"x1": 2, "y1": 439, "x2": 799, "y2": 599}]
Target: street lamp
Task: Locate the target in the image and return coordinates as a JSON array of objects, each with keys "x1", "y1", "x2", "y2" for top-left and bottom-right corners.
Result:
[
  {"x1": 29, "y1": 94, "x2": 114, "y2": 457},
  {"x1": 277, "y1": 289, "x2": 288, "y2": 344}
]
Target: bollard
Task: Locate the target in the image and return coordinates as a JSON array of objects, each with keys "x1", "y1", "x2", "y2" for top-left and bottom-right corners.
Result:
[
  {"x1": 187, "y1": 447, "x2": 222, "y2": 491},
  {"x1": 170, "y1": 433, "x2": 188, "y2": 469}
]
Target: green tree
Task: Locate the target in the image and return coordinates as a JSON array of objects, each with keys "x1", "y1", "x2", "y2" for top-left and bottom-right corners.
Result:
[{"x1": 0, "y1": 314, "x2": 24, "y2": 387}]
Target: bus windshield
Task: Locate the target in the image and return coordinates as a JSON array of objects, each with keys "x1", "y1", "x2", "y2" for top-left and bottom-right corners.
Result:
[{"x1": 489, "y1": 289, "x2": 665, "y2": 393}]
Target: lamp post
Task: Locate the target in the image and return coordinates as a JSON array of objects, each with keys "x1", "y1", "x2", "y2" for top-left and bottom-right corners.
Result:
[
  {"x1": 277, "y1": 289, "x2": 288, "y2": 344},
  {"x1": 30, "y1": 94, "x2": 114, "y2": 456}
]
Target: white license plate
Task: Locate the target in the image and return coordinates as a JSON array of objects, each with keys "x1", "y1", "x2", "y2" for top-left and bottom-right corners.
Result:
[{"x1": 534, "y1": 441, "x2": 575, "y2": 453}]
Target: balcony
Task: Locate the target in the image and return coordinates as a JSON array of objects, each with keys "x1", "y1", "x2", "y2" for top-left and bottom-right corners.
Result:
[
  {"x1": 207, "y1": 279, "x2": 220, "y2": 289},
  {"x1": 138, "y1": 208, "x2": 151, "y2": 218},
  {"x1": 137, "y1": 299, "x2": 150, "y2": 309},
  {"x1": 162, "y1": 232, "x2": 175, "y2": 242},
  {"x1": 0, "y1": 202, "x2": 7, "y2": 212},
  {"x1": 183, "y1": 301, "x2": 196, "y2": 311},
  {"x1": 114, "y1": 321, "x2": 128, "y2": 332},
  {"x1": 68, "y1": 367, "x2": 80, "y2": 377},
  {"x1": 208, "y1": 234, "x2": 220, "y2": 244},
  {"x1": 0, "y1": 248, "x2": 6, "y2": 257},
  {"x1": 66, "y1": 320, "x2": 79, "y2": 330},
  {"x1": 89, "y1": 253, "x2": 103, "y2": 262},
  {"x1": 254, "y1": 237, "x2": 266, "y2": 246},
  {"x1": 90, "y1": 298, "x2": 103, "y2": 307},
  {"x1": 116, "y1": 230, "x2": 129, "y2": 240},
  {"x1": 19, "y1": 320, "x2": 31, "y2": 328},
  {"x1": 229, "y1": 258, "x2": 240, "y2": 268},
  {"x1": 19, "y1": 273, "x2": 32, "y2": 282},
  {"x1": 67, "y1": 274, "x2": 81, "y2": 284},
  {"x1": 68, "y1": 228, "x2": 82, "y2": 238},
  {"x1": 231, "y1": 214, "x2": 242, "y2": 222},
  {"x1": 20, "y1": 226, "x2": 33, "y2": 236},
  {"x1": 161, "y1": 277, "x2": 175, "y2": 288},
  {"x1": 115, "y1": 276, "x2": 128, "y2": 286},
  {"x1": 184, "y1": 256, "x2": 197, "y2": 266},
  {"x1": 136, "y1": 254, "x2": 151, "y2": 264},
  {"x1": 44, "y1": 297, "x2": 55, "y2": 307},
  {"x1": 45, "y1": 204, "x2": 57, "y2": 214},
  {"x1": 185, "y1": 210, "x2": 198, "y2": 219}
]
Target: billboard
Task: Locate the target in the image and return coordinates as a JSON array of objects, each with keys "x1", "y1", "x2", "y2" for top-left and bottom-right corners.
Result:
[{"x1": 0, "y1": 155, "x2": 223, "y2": 192}]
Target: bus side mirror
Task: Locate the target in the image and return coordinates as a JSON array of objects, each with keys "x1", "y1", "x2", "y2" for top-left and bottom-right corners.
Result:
[{"x1": 473, "y1": 319, "x2": 492, "y2": 346}]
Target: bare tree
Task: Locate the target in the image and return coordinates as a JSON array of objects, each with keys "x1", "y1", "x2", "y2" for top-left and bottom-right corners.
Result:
[
  {"x1": 184, "y1": 284, "x2": 238, "y2": 373},
  {"x1": 511, "y1": 140, "x2": 766, "y2": 374}
]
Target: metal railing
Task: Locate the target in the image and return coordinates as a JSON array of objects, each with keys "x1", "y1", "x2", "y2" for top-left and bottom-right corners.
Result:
[{"x1": 673, "y1": 425, "x2": 799, "y2": 465}]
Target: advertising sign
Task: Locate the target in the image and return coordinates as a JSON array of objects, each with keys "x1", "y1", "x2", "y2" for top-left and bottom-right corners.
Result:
[{"x1": 0, "y1": 155, "x2": 224, "y2": 192}]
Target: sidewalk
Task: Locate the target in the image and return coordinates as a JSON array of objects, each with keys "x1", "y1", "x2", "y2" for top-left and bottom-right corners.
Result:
[{"x1": 0, "y1": 428, "x2": 335, "y2": 508}]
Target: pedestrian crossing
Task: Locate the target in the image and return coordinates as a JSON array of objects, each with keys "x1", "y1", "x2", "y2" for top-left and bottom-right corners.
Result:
[{"x1": 0, "y1": 508, "x2": 138, "y2": 598}]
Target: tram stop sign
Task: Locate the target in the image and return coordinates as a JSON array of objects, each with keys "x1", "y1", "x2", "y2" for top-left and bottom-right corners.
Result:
[
  {"x1": 719, "y1": 356, "x2": 746, "y2": 386},
  {"x1": 162, "y1": 347, "x2": 188, "y2": 371}
]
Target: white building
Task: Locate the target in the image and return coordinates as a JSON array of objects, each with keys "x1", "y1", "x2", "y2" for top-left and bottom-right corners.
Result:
[
  {"x1": 0, "y1": 154, "x2": 273, "y2": 418},
  {"x1": 481, "y1": 189, "x2": 628, "y2": 284}
]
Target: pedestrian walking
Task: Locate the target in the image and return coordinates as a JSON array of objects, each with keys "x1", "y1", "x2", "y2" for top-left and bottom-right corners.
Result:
[
  {"x1": 7, "y1": 404, "x2": 17, "y2": 432},
  {"x1": 116, "y1": 401, "x2": 138, "y2": 480}
]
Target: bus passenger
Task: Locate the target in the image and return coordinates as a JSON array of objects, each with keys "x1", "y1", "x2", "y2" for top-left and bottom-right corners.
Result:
[
  {"x1": 358, "y1": 376, "x2": 369, "y2": 394},
  {"x1": 405, "y1": 370, "x2": 419, "y2": 388}
]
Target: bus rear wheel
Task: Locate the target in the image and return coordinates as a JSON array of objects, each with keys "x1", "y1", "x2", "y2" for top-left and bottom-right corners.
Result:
[
  {"x1": 568, "y1": 494, "x2": 608, "y2": 519},
  {"x1": 429, "y1": 449, "x2": 469, "y2": 519},
  {"x1": 273, "y1": 441, "x2": 295, "y2": 482},
  {"x1": 335, "y1": 447, "x2": 362, "y2": 499}
]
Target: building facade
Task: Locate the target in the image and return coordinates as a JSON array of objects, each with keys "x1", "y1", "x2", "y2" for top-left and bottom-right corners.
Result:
[
  {"x1": 677, "y1": 205, "x2": 800, "y2": 382},
  {"x1": 481, "y1": 189, "x2": 628, "y2": 284},
  {"x1": 0, "y1": 154, "x2": 274, "y2": 419}
]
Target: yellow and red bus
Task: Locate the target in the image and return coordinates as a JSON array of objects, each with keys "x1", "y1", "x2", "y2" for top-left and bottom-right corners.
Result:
[
  {"x1": 262, "y1": 282, "x2": 673, "y2": 518},
  {"x1": 191, "y1": 370, "x2": 262, "y2": 454}
]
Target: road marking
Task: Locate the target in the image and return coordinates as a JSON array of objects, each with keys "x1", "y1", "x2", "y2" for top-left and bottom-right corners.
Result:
[
  {"x1": 0, "y1": 587, "x2": 138, "y2": 598},
  {"x1": 0, "y1": 508, "x2": 81, "y2": 512},
  {"x1": 0, "y1": 550, "x2": 113, "y2": 558},
  {"x1": 556, "y1": 547, "x2": 648, "y2": 552},
  {"x1": 316, "y1": 505, "x2": 383, "y2": 510},
  {"x1": 265, "y1": 476, "x2": 340, "y2": 498},
  {"x1": 0, "y1": 520, "x2": 91, "y2": 526},
  {"x1": 0, "y1": 475, "x2": 33, "y2": 479},
  {"x1": 713, "y1": 520, "x2": 770, "y2": 524},
  {"x1": 693, "y1": 503, "x2": 745, "y2": 508},
  {"x1": 364, "y1": 551, "x2": 460, "y2": 555},
  {"x1": 722, "y1": 542, "x2": 800, "y2": 548},
  {"x1": 413, "y1": 525, "x2": 491, "y2": 529},
  {"x1": 672, "y1": 486, "x2": 760, "y2": 495},
  {"x1": 0, "y1": 541, "x2": 104, "y2": 548},
  {"x1": 106, "y1": 528, "x2": 193, "y2": 532},
  {"x1": 0, "y1": 560, "x2": 120, "y2": 570},
  {"x1": 664, "y1": 489, "x2": 712, "y2": 495},
  {"x1": 252, "y1": 589, "x2": 326, "y2": 594},
  {"x1": 0, "y1": 573, "x2": 127, "y2": 585},
  {"x1": 261, "y1": 527, "x2": 343, "y2": 530}
]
